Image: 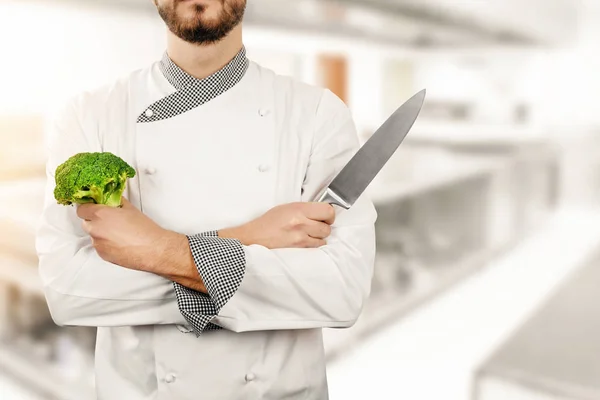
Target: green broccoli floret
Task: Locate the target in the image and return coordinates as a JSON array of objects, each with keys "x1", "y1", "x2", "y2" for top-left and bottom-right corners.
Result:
[{"x1": 54, "y1": 152, "x2": 136, "y2": 208}]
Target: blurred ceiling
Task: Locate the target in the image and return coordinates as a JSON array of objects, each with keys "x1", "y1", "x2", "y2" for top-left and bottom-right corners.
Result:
[
  {"x1": 44, "y1": 0, "x2": 581, "y2": 47},
  {"x1": 243, "y1": 0, "x2": 528, "y2": 47},
  {"x1": 381, "y1": 0, "x2": 580, "y2": 45}
]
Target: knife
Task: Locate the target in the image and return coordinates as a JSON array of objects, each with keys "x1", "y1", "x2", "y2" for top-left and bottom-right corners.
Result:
[{"x1": 315, "y1": 89, "x2": 426, "y2": 209}]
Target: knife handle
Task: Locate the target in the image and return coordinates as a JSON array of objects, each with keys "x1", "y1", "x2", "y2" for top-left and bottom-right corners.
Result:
[{"x1": 316, "y1": 188, "x2": 351, "y2": 210}]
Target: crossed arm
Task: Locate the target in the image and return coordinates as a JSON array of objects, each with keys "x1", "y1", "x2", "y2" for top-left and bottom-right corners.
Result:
[
  {"x1": 72, "y1": 195, "x2": 343, "y2": 333},
  {"x1": 36, "y1": 91, "x2": 377, "y2": 334}
]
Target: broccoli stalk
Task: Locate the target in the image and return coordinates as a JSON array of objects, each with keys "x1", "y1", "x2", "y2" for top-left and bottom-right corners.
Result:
[{"x1": 54, "y1": 152, "x2": 136, "y2": 207}]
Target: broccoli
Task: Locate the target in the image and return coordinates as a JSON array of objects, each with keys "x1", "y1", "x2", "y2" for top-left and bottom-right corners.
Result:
[{"x1": 53, "y1": 152, "x2": 136, "y2": 208}]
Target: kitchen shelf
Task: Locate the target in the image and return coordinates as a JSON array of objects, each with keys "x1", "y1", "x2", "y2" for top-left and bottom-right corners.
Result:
[
  {"x1": 404, "y1": 123, "x2": 548, "y2": 147},
  {"x1": 366, "y1": 151, "x2": 505, "y2": 206}
]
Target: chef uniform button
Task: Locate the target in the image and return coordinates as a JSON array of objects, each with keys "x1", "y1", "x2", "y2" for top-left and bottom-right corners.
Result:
[
  {"x1": 145, "y1": 167, "x2": 157, "y2": 175},
  {"x1": 245, "y1": 372, "x2": 256, "y2": 382},
  {"x1": 165, "y1": 373, "x2": 176, "y2": 384},
  {"x1": 258, "y1": 108, "x2": 269, "y2": 117},
  {"x1": 257, "y1": 164, "x2": 270, "y2": 173},
  {"x1": 145, "y1": 108, "x2": 154, "y2": 118}
]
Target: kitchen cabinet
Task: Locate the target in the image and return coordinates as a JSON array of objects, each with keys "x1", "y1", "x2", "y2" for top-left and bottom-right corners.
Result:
[{"x1": 404, "y1": 125, "x2": 559, "y2": 245}]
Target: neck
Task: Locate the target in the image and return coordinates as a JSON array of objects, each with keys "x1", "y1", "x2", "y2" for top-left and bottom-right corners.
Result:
[{"x1": 165, "y1": 25, "x2": 244, "y2": 80}]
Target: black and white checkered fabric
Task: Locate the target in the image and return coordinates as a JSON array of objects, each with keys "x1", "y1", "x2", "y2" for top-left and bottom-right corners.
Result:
[
  {"x1": 137, "y1": 49, "x2": 249, "y2": 334},
  {"x1": 173, "y1": 231, "x2": 246, "y2": 335},
  {"x1": 137, "y1": 47, "x2": 249, "y2": 123}
]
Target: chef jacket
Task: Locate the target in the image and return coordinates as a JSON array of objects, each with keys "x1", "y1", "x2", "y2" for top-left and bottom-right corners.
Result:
[{"x1": 35, "y1": 46, "x2": 378, "y2": 400}]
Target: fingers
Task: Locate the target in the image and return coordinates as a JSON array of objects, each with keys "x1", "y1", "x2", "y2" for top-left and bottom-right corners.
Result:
[
  {"x1": 76, "y1": 197, "x2": 132, "y2": 220},
  {"x1": 300, "y1": 202, "x2": 336, "y2": 225},
  {"x1": 293, "y1": 235, "x2": 326, "y2": 248},
  {"x1": 321, "y1": 205, "x2": 336, "y2": 225},
  {"x1": 304, "y1": 237, "x2": 327, "y2": 248},
  {"x1": 303, "y1": 220, "x2": 332, "y2": 239},
  {"x1": 81, "y1": 220, "x2": 93, "y2": 235},
  {"x1": 76, "y1": 203, "x2": 104, "y2": 221}
]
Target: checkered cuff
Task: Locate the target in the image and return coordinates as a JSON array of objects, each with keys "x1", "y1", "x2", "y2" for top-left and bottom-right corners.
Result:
[{"x1": 173, "y1": 230, "x2": 246, "y2": 335}]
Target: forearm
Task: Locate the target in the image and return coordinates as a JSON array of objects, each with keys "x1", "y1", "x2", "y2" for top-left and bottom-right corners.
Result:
[
  {"x1": 38, "y1": 96, "x2": 208, "y2": 328},
  {"x1": 144, "y1": 230, "x2": 246, "y2": 335},
  {"x1": 214, "y1": 221, "x2": 376, "y2": 332},
  {"x1": 156, "y1": 88, "x2": 379, "y2": 334},
  {"x1": 45, "y1": 285, "x2": 185, "y2": 328},
  {"x1": 145, "y1": 231, "x2": 208, "y2": 293},
  {"x1": 165, "y1": 205, "x2": 376, "y2": 334},
  {"x1": 39, "y1": 240, "x2": 188, "y2": 327}
]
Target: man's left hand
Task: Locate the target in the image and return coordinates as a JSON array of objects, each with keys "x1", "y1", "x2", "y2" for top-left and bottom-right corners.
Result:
[{"x1": 76, "y1": 197, "x2": 173, "y2": 272}]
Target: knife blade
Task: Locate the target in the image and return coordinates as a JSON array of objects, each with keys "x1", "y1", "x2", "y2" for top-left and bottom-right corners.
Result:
[{"x1": 315, "y1": 89, "x2": 426, "y2": 209}]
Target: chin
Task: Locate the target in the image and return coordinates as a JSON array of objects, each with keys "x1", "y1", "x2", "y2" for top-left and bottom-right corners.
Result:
[{"x1": 158, "y1": 0, "x2": 245, "y2": 44}]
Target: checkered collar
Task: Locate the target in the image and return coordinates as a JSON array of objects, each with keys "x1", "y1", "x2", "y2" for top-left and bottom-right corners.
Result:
[
  {"x1": 159, "y1": 46, "x2": 249, "y2": 91},
  {"x1": 137, "y1": 46, "x2": 250, "y2": 123}
]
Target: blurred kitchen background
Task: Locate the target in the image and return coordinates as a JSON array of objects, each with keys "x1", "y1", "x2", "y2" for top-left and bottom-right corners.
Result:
[{"x1": 1, "y1": 0, "x2": 600, "y2": 399}]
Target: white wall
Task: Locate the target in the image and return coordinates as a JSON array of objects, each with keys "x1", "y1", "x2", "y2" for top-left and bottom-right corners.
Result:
[
  {"x1": 0, "y1": 2, "x2": 347, "y2": 117},
  {"x1": 3, "y1": 0, "x2": 596, "y2": 133},
  {"x1": 0, "y1": 1, "x2": 168, "y2": 116}
]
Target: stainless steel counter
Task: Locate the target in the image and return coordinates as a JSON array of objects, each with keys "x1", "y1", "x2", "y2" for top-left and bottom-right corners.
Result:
[{"x1": 473, "y1": 248, "x2": 600, "y2": 400}]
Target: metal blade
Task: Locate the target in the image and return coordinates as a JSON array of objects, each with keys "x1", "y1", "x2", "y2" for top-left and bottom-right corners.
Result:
[{"x1": 323, "y1": 89, "x2": 426, "y2": 207}]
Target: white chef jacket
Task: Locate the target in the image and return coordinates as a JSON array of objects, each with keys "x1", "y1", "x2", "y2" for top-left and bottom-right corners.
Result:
[{"x1": 35, "y1": 46, "x2": 377, "y2": 400}]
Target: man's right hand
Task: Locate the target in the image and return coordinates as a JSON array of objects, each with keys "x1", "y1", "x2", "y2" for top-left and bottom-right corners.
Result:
[{"x1": 218, "y1": 202, "x2": 336, "y2": 249}]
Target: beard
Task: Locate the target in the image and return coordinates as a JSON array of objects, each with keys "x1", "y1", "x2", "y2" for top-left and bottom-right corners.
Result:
[{"x1": 156, "y1": 0, "x2": 246, "y2": 45}]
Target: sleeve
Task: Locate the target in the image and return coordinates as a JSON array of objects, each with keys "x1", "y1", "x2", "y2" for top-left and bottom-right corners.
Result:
[
  {"x1": 172, "y1": 231, "x2": 246, "y2": 335},
  {"x1": 36, "y1": 96, "x2": 187, "y2": 328},
  {"x1": 206, "y1": 89, "x2": 377, "y2": 333}
]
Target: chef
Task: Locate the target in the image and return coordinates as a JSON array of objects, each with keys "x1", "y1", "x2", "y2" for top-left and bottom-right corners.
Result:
[{"x1": 35, "y1": 0, "x2": 377, "y2": 399}]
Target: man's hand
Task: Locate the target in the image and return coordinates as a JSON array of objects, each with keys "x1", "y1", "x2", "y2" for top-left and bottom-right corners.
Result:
[
  {"x1": 219, "y1": 202, "x2": 336, "y2": 249},
  {"x1": 76, "y1": 197, "x2": 207, "y2": 292},
  {"x1": 77, "y1": 197, "x2": 174, "y2": 271}
]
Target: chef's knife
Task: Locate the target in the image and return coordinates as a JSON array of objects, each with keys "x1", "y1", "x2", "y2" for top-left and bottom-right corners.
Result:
[{"x1": 315, "y1": 89, "x2": 426, "y2": 209}]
